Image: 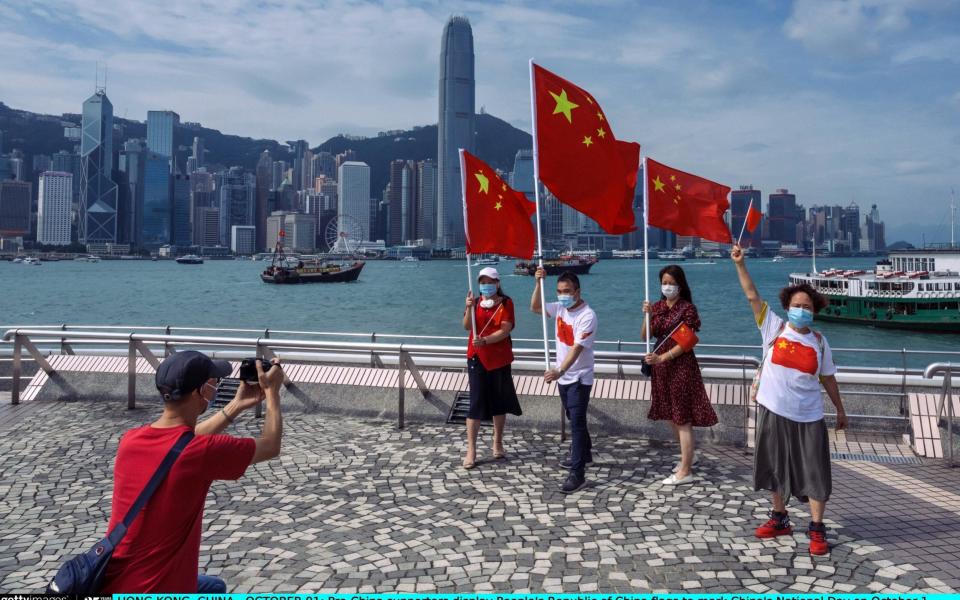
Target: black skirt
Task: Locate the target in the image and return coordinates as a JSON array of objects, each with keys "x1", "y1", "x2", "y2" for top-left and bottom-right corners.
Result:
[
  {"x1": 467, "y1": 356, "x2": 522, "y2": 420},
  {"x1": 754, "y1": 404, "x2": 832, "y2": 503}
]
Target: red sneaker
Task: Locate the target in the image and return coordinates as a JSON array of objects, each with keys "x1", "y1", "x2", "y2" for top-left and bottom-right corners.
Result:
[
  {"x1": 755, "y1": 512, "x2": 792, "y2": 538},
  {"x1": 808, "y1": 523, "x2": 829, "y2": 555}
]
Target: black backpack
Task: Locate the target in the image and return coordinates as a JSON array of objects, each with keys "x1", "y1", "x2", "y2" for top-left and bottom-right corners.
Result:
[{"x1": 46, "y1": 431, "x2": 194, "y2": 594}]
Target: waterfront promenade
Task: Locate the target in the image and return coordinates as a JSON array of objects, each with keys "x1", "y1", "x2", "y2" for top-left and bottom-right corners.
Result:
[{"x1": 0, "y1": 395, "x2": 958, "y2": 593}]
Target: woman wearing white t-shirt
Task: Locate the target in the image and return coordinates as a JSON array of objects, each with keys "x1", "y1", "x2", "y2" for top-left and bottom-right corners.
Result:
[{"x1": 731, "y1": 245, "x2": 848, "y2": 556}]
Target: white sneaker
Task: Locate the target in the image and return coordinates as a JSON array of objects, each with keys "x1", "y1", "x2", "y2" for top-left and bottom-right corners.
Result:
[
  {"x1": 672, "y1": 454, "x2": 700, "y2": 473},
  {"x1": 662, "y1": 473, "x2": 696, "y2": 485}
]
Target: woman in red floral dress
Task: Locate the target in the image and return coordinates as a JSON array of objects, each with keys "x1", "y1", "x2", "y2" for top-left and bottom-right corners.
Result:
[{"x1": 642, "y1": 265, "x2": 717, "y2": 485}]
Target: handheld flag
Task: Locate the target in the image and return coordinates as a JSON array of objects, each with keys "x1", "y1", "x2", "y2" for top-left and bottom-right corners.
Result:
[
  {"x1": 670, "y1": 322, "x2": 699, "y2": 352},
  {"x1": 646, "y1": 158, "x2": 732, "y2": 243},
  {"x1": 736, "y1": 198, "x2": 762, "y2": 245},
  {"x1": 460, "y1": 150, "x2": 537, "y2": 259},
  {"x1": 532, "y1": 63, "x2": 640, "y2": 234}
]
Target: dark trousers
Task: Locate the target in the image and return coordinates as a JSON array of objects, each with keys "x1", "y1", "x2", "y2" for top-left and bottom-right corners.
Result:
[{"x1": 559, "y1": 379, "x2": 592, "y2": 478}]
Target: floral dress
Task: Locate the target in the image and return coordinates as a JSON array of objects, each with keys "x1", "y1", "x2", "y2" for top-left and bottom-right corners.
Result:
[{"x1": 647, "y1": 299, "x2": 718, "y2": 427}]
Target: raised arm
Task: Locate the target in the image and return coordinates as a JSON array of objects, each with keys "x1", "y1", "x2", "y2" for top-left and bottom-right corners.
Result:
[
  {"x1": 462, "y1": 291, "x2": 474, "y2": 331},
  {"x1": 731, "y1": 245, "x2": 764, "y2": 322},
  {"x1": 251, "y1": 360, "x2": 284, "y2": 464}
]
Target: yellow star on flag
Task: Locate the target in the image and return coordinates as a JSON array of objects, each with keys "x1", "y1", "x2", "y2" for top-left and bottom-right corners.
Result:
[
  {"x1": 777, "y1": 340, "x2": 788, "y2": 349},
  {"x1": 494, "y1": 201, "x2": 503, "y2": 211},
  {"x1": 475, "y1": 171, "x2": 489, "y2": 194},
  {"x1": 653, "y1": 176, "x2": 665, "y2": 193},
  {"x1": 582, "y1": 136, "x2": 593, "y2": 147},
  {"x1": 549, "y1": 89, "x2": 579, "y2": 123},
  {"x1": 501, "y1": 183, "x2": 507, "y2": 191},
  {"x1": 597, "y1": 111, "x2": 604, "y2": 122},
  {"x1": 597, "y1": 127, "x2": 606, "y2": 139},
  {"x1": 674, "y1": 195, "x2": 680, "y2": 205},
  {"x1": 670, "y1": 175, "x2": 677, "y2": 182},
  {"x1": 674, "y1": 183, "x2": 681, "y2": 191}
]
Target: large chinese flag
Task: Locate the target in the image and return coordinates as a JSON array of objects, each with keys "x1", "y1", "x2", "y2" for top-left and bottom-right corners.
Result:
[
  {"x1": 460, "y1": 150, "x2": 536, "y2": 259},
  {"x1": 533, "y1": 63, "x2": 640, "y2": 234},
  {"x1": 646, "y1": 158, "x2": 732, "y2": 243}
]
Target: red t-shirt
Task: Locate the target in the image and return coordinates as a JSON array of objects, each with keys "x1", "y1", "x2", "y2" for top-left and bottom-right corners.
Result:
[
  {"x1": 467, "y1": 297, "x2": 515, "y2": 371},
  {"x1": 100, "y1": 425, "x2": 255, "y2": 593}
]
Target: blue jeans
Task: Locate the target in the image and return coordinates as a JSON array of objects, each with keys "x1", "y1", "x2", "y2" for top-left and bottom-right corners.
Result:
[
  {"x1": 198, "y1": 574, "x2": 227, "y2": 593},
  {"x1": 558, "y1": 379, "x2": 592, "y2": 478}
]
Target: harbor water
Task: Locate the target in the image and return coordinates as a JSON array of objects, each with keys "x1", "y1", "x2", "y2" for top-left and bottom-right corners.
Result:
[{"x1": 2, "y1": 256, "x2": 958, "y2": 368}]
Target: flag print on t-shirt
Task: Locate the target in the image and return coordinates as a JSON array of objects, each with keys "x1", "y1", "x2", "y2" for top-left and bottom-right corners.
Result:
[
  {"x1": 771, "y1": 336, "x2": 818, "y2": 375},
  {"x1": 557, "y1": 316, "x2": 575, "y2": 346}
]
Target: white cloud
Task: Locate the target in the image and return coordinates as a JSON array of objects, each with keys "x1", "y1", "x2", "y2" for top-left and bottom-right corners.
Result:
[{"x1": 893, "y1": 36, "x2": 960, "y2": 64}]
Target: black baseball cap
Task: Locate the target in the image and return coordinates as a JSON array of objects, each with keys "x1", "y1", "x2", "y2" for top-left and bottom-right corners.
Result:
[{"x1": 155, "y1": 350, "x2": 233, "y2": 402}]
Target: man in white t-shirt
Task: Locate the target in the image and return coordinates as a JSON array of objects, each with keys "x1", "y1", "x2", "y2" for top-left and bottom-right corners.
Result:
[{"x1": 531, "y1": 268, "x2": 597, "y2": 494}]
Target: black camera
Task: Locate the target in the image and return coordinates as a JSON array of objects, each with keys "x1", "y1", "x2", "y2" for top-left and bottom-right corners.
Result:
[{"x1": 238, "y1": 357, "x2": 265, "y2": 384}]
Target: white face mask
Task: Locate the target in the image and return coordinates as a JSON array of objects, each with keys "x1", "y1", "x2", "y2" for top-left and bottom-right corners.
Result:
[{"x1": 661, "y1": 284, "x2": 679, "y2": 299}]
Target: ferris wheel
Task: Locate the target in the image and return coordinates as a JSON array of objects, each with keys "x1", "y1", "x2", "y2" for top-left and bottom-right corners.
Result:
[{"x1": 324, "y1": 215, "x2": 365, "y2": 255}]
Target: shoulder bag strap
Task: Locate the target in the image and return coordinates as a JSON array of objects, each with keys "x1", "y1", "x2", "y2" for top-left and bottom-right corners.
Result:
[{"x1": 106, "y1": 430, "x2": 195, "y2": 545}]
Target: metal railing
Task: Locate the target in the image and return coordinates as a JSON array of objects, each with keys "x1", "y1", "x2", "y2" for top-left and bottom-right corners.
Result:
[
  {"x1": 2, "y1": 327, "x2": 760, "y2": 439},
  {"x1": 923, "y1": 363, "x2": 959, "y2": 468}
]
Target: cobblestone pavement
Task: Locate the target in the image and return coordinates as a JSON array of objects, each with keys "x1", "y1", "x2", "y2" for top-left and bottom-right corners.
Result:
[{"x1": 0, "y1": 399, "x2": 957, "y2": 593}]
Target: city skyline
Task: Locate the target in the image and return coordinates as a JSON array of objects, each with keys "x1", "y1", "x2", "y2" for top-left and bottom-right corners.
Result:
[{"x1": 1, "y1": 0, "x2": 958, "y2": 242}]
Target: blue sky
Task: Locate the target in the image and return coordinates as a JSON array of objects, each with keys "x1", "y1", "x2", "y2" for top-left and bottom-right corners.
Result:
[{"x1": 0, "y1": 0, "x2": 958, "y2": 243}]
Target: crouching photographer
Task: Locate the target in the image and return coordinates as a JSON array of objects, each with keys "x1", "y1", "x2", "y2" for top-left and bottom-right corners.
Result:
[{"x1": 83, "y1": 352, "x2": 283, "y2": 594}]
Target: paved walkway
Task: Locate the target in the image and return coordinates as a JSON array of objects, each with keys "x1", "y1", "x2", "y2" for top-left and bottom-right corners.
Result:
[{"x1": 0, "y1": 399, "x2": 958, "y2": 593}]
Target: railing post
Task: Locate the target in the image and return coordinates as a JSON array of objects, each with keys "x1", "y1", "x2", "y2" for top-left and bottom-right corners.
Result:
[
  {"x1": 255, "y1": 340, "x2": 264, "y2": 418},
  {"x1": 127, "y1": 334, "x2": 137, "y2": 409},
  {"x1": 946, "y1": 368, "x2": 955, "y2": 468},
  {"x1": 900, "y1": 348, "x2": 907, "y2": 416},
  {"x1": 370, "y1": 333, "x2": 377, "y2": 368},
  {"x1": 60, "y1": 323, "x2": 67, "y2": 355},
  {"x1": 163, "y1": 325, "x2": 171, "y2": 357},
  {"x1": 742, "y1": 357, "x2": 749, "y2": 447},
  {"x1": 616, "y1": 339, "x2": 624, "y2": 379},
  {"x1": 398, "y1": 347, "x2": 406, "y2": 430},
  {"x1": 11, "y1": 334, "x2": 21, "y2": 405}
]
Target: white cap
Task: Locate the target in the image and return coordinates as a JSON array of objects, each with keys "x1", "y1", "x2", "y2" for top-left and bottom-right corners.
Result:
[{"x1": 478, "y1": 267, "x2": 500, "y2": 280}]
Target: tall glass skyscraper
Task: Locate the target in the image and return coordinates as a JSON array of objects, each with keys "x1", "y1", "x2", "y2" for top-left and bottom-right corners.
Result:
[
  {"x1": 147, "y1": 111, "x2": 180, "y2": 160},
  {"x1": 142, "y1": 151, "x2": 172, "y2": 247},
  {"x1": 79, "y1": 90, "x2": 118, "y2": 244},
  {"x1": 437, "y1": 16, "x2": 475, "y2": 249}
]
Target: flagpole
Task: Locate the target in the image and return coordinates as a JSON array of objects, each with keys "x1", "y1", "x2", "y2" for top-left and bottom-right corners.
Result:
[
  {"x1": 643, "y1": 156, "x2": 651, "y2": 354},
  {"x1": 459, "y1": 149, "x2": 477, "y2": 339},
  {"x1": 528, "y1": 58, "x2": 551, "y2": 372},
  {"x1": 736, "y1": 198, "x2": 753, "y2": 246}
]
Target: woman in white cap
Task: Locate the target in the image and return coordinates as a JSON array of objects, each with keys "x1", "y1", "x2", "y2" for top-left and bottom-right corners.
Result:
[{"x1": 461, "y1": 266, "x2": 522, "y2": 469}]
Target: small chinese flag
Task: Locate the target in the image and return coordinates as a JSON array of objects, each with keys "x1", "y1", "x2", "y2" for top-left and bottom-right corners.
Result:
[
  {"x1": 279, "y1": 229, "x2": 286, "y2": 238},
  {"x1": 646, "y1": 158, "x2": 732, "y2": 243},
  {"x1": 771, "y1": 337, "x2": 818, "y2": 374},
  {"x1": 460, "y1": 150, "x2": 537, "y2": 259},
  {"x1": 532, "y1": 63, "x2": 640, "y2": 235},
  {"x1": 670, "y1": 322, "x2": 699, "y2": 352},
  {"x1": 746, "y1": 203, "x2": 762, "y2": 233}
]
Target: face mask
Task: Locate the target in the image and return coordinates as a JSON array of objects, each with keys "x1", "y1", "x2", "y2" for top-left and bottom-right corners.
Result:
[
  {"x1": 478, "y1": 283, "x2": 497, "y2": 298},
  {"x1": 661, "y1": 284, "x2": 679, "y2": 299},
  {"x1": 557, "y1": 294, "x2": 575, "y2": 309},
  {"x1": 788, "y1": 307, "x2": 814, "y2": 329}
]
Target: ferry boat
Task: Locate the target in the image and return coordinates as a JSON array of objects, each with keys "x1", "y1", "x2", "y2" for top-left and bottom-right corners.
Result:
[
  {"x1": 475, "y1": 255, "x2": 499, "y2": 266},
  {"x1": 657, "y1": 252, "x2": 686, "y2": 262},
  {"x1": 23, "y1": 257, "x2": 41, "y2": 266},
  {"x1": 772, "y1": 255, "x2": 786, "y2": 263},
  {"x1": 514, "y1": 255, "x2": 597, "y2": 276},
  {"x1": 175, "y1": 255, "x2": 204, "y2": 265},
  {"x1": 788, "y1": 248, "x2": 960, "y2": 331}
]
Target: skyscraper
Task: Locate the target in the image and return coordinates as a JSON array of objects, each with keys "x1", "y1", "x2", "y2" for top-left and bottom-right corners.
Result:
[
  {"x1": 191, "y1": 136, "x2": 205, "y2": 169},
  {"x1": 172, "y1": 173, "x2": 192, "y2": 246},
  {"x1": 218, "y1": 167, "x2": 255, "y2": 246},
  {"x1": 437, "y1": 16, "x2": 475, "y2": 249},
  {"x1": 146, "y1": 111, "x2": 180, "y2": 161},
  {"x1": 255, "y1": 150, "x2": 273, "y2": 252},
  {"x1": 767, "y1": 188, "x2": 798, "y2": 245},
  {"x1": 0, "y1": 179, "x2": 32, "y2": 237},
  {"x1": 288, "y1": 140, "x2": 309, "y2": 192},
  {"x1": 387, "y1": 159, "x2": 406, "y2": 246},
  {"x1": 416, "y1": 160, "x2": 436, "y2": 243},
  {"x1": 37, "y1": 172, "x2": 73, "y2": 245},
  {"x1": 142, "y1": 151, "x2": 172, "y2": 247},
  {"x1": 337, "y1": 161, "x2": 371, "y2": 243},
  {"x1": 79, "y1": 90, "x2": 118, "y2": 244}
]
